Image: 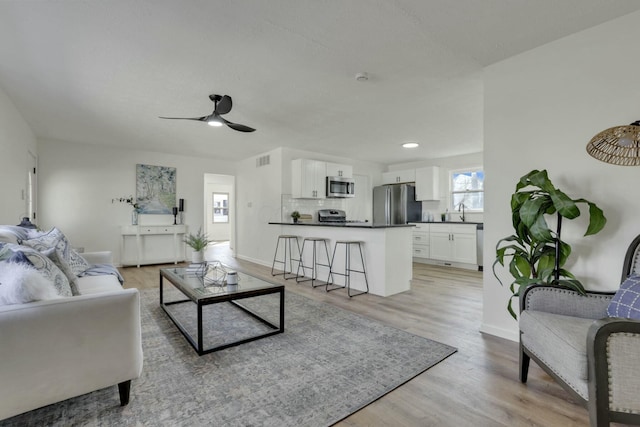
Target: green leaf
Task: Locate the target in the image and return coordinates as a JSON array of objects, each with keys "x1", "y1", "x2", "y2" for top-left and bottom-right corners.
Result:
[
  {"x1": 507, "y1": 299, "x2": 517, "y2": 320},
  {"x1": 528, "y1": 170, "x2": 556, "y2": 193},
  {"x1": 514, "y1": 254, "x2": 532, "y2": 278},
  {"x1": 549, "y1": 189, "x2": 580, "y2": 219},
  {"x1": 537, "y1": 253, "x2": 555, "y2": 276},
  {"x1": 556, "y1": 279, "x2": 586, "y2": 295},
  {"x1": 520, "y1": 196, "x2": 549, "y2": 227},
  {"x1": 516, "y1": 170, "x2": 541, "y2": 192},
  {"x1": 585, "y1": 201, "x2": 607, "y2": 236},
  {"x1": 529, "y1": 214, "x2": 553, "y2": 242},
  {"x1": 558, "y1": 240, "x2": 571, "y2": 266},
  {"x1": 511, "y1": 191, "x2": 532, "y2": 211}
]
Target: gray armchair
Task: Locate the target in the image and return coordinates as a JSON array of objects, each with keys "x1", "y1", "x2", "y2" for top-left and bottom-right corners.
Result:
[{"x1": 519, "y1": 235, "x2": 640, "y2": 427}]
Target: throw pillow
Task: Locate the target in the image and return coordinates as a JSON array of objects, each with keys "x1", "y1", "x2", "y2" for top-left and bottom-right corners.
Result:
[
  {"x1": 22, "y1": 227, "x2": 90, "y2": 276},
  {"x1": 0, "y1": 226, "x2": 30, "y2": 244},
  {"x1": 607, "y1": 275, "x2": 640, "y2": 320},
  {"x1": 4, "y1": 244, "x2": 73, "y2": 297},
  {"x1": 43, "y1": 247, "x2": 80, "y2": 296},
  {"x1": 0, "y1": 261, "x2": 60, "y2": 305}
]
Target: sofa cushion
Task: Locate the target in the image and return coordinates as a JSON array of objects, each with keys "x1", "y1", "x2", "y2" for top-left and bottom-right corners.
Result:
[
  {"x1": 1, "y1": 244, "x2": 73, "y2": 297},
  {"x1": 77, "y1": 275, "x2": 123, "y2": 295},
  {"x1": 22, "y1": 227, "x2": 90, "y2": 276},
  {"x1": 520, "y1": 310, "x2": 593, "y2": 399},
  {"x1": 607, "y1": 275, "x2": 640, "y2": 320},
  {"x1": 0, "y1": 262, "x2": 60, "y2": 305}
]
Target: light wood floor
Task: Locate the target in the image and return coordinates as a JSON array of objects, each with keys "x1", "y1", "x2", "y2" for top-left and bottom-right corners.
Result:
[{"x1": 121, "y1": 245, "x2": 595, "y2": 427}]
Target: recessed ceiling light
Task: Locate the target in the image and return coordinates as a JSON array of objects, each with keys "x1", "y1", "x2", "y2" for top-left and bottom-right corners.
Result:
[{"x1": 402, "y1": 142, "x2": 419, "y2": 148}]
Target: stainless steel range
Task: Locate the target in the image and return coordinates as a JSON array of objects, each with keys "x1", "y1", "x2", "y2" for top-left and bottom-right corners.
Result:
[
  {"x1": 317, "y1": 209, "x2": 347, "y2": 223},
  {"x1": 317, "y1": 209, "x2": 367, "y2": 224}
]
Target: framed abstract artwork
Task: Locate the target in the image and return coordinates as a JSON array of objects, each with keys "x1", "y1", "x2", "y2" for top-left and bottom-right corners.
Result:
[{"x1": 136, "y1": 164, "x2": 176, "y2": 214}]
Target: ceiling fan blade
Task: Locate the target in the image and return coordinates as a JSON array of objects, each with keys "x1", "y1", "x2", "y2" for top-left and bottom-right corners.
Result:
[
  {"x1": 158, "y1": 116, "x2": 208, "y2": 121},
  {"x1": 226, "y1": 121, "x2": 256, "y2": 132},
  {"x1": 216, "y1": 95, "x2": 233, "y2": 115}
]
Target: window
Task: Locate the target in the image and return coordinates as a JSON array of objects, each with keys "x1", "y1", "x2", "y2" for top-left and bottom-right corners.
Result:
[
  {"x1": 212, "y1": 193, "x2": 229, "y2": 223},
  {"x1": 451, "y1": 169, "x2": 484, "y2": 211}
]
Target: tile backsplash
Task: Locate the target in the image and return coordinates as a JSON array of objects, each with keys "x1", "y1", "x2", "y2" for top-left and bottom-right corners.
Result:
[{"x1": 281, "y1": 194, "x2": 346, "y2": 222}]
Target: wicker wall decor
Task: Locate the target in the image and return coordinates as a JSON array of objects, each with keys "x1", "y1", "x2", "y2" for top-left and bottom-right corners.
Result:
[{"x1": 586, "y1": 120, "x2": 640, "y2": 166}]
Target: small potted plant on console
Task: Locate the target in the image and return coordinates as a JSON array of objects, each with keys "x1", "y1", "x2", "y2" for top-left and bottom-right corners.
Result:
[
  {"x1": 291, "y1": 211, "x2": 301, "y2": 224},
  {"x1": 184, "y1": 227, "x2": 211, "y2": 263}
]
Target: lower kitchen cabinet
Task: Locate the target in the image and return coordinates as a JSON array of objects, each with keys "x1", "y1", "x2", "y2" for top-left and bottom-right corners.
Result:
[
  {"x1": 428, "y1": 223, "x2": 477, "y2": 265},
  {"x1": 410, "y1": 223, "x2": 430, "y2": 259}
]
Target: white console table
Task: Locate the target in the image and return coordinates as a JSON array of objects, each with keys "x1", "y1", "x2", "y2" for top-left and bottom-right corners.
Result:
[{"x1": 120, "y1": 225, "x2": 187, "y2": 267}]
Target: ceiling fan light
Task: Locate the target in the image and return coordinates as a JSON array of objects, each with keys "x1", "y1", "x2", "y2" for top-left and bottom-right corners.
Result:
[
  {"x1": 207, "y1": 118, "x2": 223, "y2": 127},
  {"x1": 402, "y1": 142, "x2": 419, "y2": 148}
]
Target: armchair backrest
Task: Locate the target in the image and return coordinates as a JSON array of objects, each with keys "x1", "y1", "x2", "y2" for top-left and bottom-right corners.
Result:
[{"x1": 621, "y1": 234, "x2": 640, "y2": 283}]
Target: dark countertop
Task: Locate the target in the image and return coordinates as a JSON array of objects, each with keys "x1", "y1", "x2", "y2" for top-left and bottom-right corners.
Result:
[
  {"x1": 268, "y1": 222, "x2": 415, "y2": 229},
  {"x1": 411, "y1": 221, "x2": 483, "y2": 230}
]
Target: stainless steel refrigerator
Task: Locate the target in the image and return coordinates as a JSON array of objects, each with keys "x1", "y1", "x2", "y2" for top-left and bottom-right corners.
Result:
[{"x1": 373, "y1": 184, "x2": 422, "y2": 225}]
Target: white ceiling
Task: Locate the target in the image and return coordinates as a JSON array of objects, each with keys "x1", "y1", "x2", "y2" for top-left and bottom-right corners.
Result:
[{"x1": 1, "y1": 1, "x2": 639, "y2": 165}]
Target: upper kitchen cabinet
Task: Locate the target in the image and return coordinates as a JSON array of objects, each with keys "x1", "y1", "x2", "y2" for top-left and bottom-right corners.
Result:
[
  {"x1": 415, "y1": 166, "x2": 440, "y2": 201},
  {"x1": 382, "y1": 169, "x2": 415, "y2": 184},
  {"x1": 292, "y1": 159, "x2": 326, "y2": 199},
  {"x1": 326, "y1": 162, "x2": 353, "y2": 178}
]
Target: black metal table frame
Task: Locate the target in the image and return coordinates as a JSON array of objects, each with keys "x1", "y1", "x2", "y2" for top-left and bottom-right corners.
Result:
[{"x1": 160, "y1": 270, "x2": 285, "y2": 356}]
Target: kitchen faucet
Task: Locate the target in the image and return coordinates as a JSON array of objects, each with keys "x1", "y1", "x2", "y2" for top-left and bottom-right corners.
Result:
[{"x1": 457, "y1": 202, "x2": 466, "y2": 222}]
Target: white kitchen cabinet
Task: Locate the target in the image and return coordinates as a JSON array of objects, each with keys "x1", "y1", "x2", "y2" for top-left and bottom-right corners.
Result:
[
  {"x1": 415, "y1": 166, "x2": 440, "y2": 201},
  {"x1": 409, "y1": 222, "x2": 430, "y2": 259},
  {"x1": 382, "y1": 169, "x2": 415, "y2": 184},
  {"x1": 326, "y1": 162, "x2": 353, "y2": 178},
  {"x1": 429, "y1": 223, "x2": 477, "y2": 264},
  {"x1": 292, "y1": 159, "x2": 326, "y2": 199}
]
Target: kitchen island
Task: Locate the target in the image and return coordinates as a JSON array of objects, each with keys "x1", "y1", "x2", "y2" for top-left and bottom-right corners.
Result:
[{"x1": 268, "y1": 222, "x2": 414, "y2": 297}]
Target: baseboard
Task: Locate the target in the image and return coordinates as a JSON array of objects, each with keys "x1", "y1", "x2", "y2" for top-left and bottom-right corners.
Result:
[
  {"x1": 479, "y1": 323, "x2": 519, "y2": 342},
  {"x1": 234, "y1": 254, "x2": 271, "y2": 268},
  {"x1": 413, "y1": 257, "x2": 480, "y2": 271}
]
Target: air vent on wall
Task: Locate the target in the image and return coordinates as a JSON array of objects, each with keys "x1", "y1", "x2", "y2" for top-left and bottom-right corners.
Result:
[{"x1": 256, "y1": 155, "x2": 270, "y2": 167}]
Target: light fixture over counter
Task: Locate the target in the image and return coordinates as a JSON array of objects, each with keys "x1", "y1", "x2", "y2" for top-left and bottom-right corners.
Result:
[{"x1": 587, "y1": 120, "x2": 640, "y2": 166}]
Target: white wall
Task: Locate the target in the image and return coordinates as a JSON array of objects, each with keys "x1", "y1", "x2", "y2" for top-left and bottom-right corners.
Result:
[
  {"x1": 482, "y1": 11, "x2": 640, "y2": 341},
  {"x1": 37, "y1": 139, "x2": 235, "y2": 265},
  {"x1": 0, "y1": 85, "x2": 37, "y2": 224},
  {"x1": 235, "y1": 147, "x2": 284, "y2": 266},
  {"x1": 389, "y1": 152, "x2": 484, "y2": 223}
]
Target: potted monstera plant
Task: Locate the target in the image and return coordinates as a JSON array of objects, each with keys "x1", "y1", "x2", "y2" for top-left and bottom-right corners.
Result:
[{"x1": 493, "y1": 169, "x2": 607, "y2": 319}]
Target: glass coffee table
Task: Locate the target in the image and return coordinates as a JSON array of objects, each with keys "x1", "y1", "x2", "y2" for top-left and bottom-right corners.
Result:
[{"x1": 159, "y1": 265, "x2": 284, "y2": 356}]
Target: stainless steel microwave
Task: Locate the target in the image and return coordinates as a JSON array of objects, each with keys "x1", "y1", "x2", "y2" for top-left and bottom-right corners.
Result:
[{"x1": 326, "y1": 176, "x2": 355, "y2": 198}]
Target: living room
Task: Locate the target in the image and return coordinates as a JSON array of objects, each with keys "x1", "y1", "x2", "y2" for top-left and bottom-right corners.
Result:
[{"x1": 2, "y1": 2, "x2": 640, "y2": 425}]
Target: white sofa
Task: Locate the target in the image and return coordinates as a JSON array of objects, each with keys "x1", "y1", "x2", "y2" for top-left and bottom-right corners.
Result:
[{"x1": 0, "y1": 227, "x2": 143, "y2": 421}]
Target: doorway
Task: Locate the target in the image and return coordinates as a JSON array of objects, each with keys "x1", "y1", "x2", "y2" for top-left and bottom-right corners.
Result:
[{"x1": 204, "y1": 173, "x2": 235, "y2": 259}]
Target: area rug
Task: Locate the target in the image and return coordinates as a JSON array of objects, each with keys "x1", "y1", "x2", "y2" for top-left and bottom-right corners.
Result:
[{"x1": 1, "y1": 288, "x2": 456, "y2": 427}]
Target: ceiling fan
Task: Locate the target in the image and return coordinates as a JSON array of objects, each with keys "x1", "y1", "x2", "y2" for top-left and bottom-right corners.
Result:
[{"x1": 159, "y1": 94, "x2": 255, "y2": 132}]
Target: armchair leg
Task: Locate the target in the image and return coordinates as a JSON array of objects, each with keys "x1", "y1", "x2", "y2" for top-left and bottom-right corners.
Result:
[
  {"x1": 520, "y1": 345, "x2": 530, "y2": 383},
  {"x1": 118, "y1": 380, "x2": 131, "y2": 406}
]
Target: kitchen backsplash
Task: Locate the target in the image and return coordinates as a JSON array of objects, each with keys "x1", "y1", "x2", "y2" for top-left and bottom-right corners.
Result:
[{"x1": 281, "y1": 194, "x2": 346, "y2": 222}]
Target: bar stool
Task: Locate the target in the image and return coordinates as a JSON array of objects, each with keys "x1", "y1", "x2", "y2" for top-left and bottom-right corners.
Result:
[
  {"x1": 326, "y1": 240, "x2": 369, "y2": 297},
  {"x1": 296, "y1": 237, "x2": 332, "y2": 288},
  {"x1": 271, "y1": 235, "x2": 301, "y2": 280}
]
